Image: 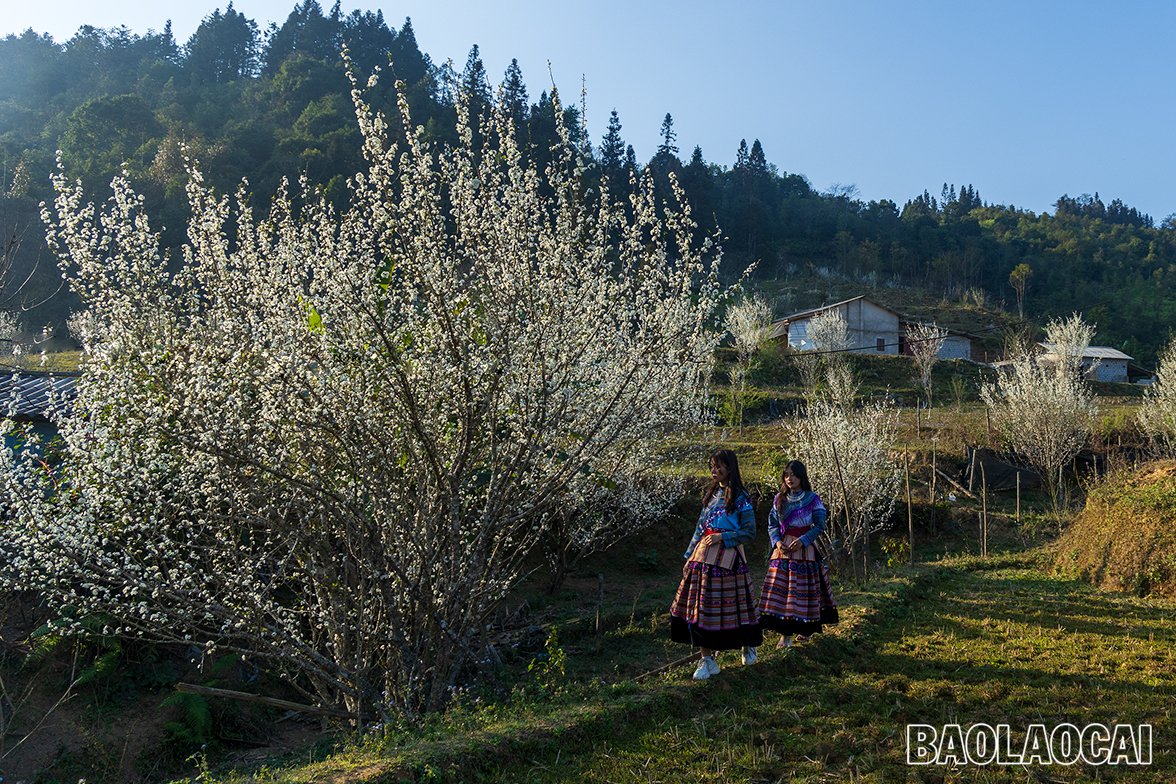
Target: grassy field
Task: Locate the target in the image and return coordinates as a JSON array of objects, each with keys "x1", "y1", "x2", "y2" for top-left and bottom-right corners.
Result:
[
  {"x1": 7, "y1": 382, "x2": 1162, "y2": 783},
  {"x1": 192, "y1": 520, "x2": 1173, "y2": 783}
]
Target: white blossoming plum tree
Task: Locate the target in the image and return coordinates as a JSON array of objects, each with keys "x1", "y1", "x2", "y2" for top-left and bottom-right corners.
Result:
[
  {"x1": 723, "y1": 295, "x2": 773, "y2": 430},
  {"x1": 0, "y1": 66, "x2": 733, "y2": 718},
  {"x1": 981, "y1": 315, "x2": 1098, "y2": 510},
  {"x1": 905, "y1": 321, "x2": 948, "y2": 407},
  {"x1": 1138, "y1": 337, "x2": 1176, "y2": 457},
  {"x1": 784, "y1": 396, "x2": 901, "y2": 572}
]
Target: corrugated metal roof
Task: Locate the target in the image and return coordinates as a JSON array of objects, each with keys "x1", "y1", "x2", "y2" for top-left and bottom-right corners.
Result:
[
  {"x1": 1038, "y1": 343, "x2": 1134, "y2": 361},
  {"x1": 0, "y1": 371, "x2": 80, "y2": 420},
  {"x1": 774, "y1": 295, "x2": 900, "y2": 325}
]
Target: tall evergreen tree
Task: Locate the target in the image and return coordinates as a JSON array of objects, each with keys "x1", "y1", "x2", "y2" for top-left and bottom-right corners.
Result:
[
  {"x1": 656, "y1": 112, "x2": 678, "y2": 157},
  {"x1": 748, "y1": 139, "x2": 768, "y2": 175},
  {"x1": 623, "y1": 144, "x2": 639, "y2": 178},
  {"x1": 262, "y1": 0, "x2": 342, "y2": 76},
  {"x1": 734, "y1": 138, "x2": 750, "y2": 170},
  {"x1": 461, "y1": 45, "x2": 490, "y2": 104},
  {"x1": 341, "y1": 9, "x2": 395, "y2": 78},
  {"x1": 680, "y1": 145, "x2": 717, "y2": 231},
  {"x1": 599, "y1": 109, "x2": 625, "y2": 174},
  {"x1": 388, "y1": 18, "x2": 429, "y2": 87},
  {"x1": 500, "y1": 58, "x2": 528, "y2": 130}
]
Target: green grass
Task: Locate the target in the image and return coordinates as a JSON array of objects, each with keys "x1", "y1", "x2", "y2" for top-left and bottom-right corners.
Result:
[
  {"x1": 198, "y1": 545, "x2": 1175, "y2": 783},
  {"x1": 6, "y1": 350, "x2": 83, "y2": 372}
]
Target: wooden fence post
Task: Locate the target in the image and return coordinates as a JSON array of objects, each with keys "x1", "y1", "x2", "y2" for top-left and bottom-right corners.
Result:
[
  {"x1": 1016, "y1": 471, "x2": 1021, "y2": 524},
  {"x1": 979, "y1": 460, "x2": 989, "y2": 558},
  {"x1": 905, "y1": 452, "x2": 914, "y2": 565}
]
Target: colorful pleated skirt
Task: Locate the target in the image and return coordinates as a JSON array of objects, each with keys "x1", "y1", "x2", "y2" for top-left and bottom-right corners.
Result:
[
  {"x1": 669, "y1": 553, "x2": 763, "y2": 650},
  {"x1": 757, "y1": 551, "x2": 839, "y2": 636}
]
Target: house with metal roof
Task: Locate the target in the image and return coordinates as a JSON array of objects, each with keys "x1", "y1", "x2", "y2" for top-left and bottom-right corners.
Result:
[
  {"x1": 1037, "y1": 343, "x2": 1134, "y2": 383},
  {"x1": 768, "y1": 295, "x2": 903, "y2": 354},
  {"x1": 768, "y1": 295, "x2": 978, "y2": 361}
]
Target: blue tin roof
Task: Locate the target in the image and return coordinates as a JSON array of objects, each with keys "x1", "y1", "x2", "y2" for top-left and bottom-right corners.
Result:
[{"x1": 0, "y1": 370, "x2": 80, "y2": 421}]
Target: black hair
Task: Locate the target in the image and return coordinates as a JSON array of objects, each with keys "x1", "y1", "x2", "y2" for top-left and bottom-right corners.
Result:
[
  {"x1": 783, "y1": 459, "x2": 813, "y2": 493},
  {"x1": 704, "y1": 448, "x2": 746, "y2": 513}
]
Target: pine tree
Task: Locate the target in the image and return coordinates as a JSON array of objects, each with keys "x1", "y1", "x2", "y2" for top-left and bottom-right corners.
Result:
[
  {"x1": 341, "y1": 9, "x2": 395, "y2": 78},
  {"x1": 461, "y1": 45, "x2": 491, "y2": 107},
  {"x1": 261, "y1": 0, "x2": 341, "y2": 76},
  {"x1": 388, "y1": 18, "x2": 428, "y2": 87},
  {"x1": 600, "y1": 109, "x2": 625, "y2": 173},
  {"x1": 624, "y1": 144, "x2": 639, "y2": 177},
  {"x1": 184, "y1": 3, "x2": 261, "y2": 83},
  {"x1": 656, "y1": 112, "x2": 678, "y2": 157},
  {"x1": 734, "y1": 138, "x2": 749, "y2": 170},
  {"x1": 500, "y1": 58, "x2": 528, "y2": 130},
  {"x1": 749, "y1": 139, "x2": 768, "y2": 174}
]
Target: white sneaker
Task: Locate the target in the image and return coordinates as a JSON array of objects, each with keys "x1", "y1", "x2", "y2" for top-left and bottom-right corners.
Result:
[
  {"x1": 692, "y1": 655, "x2": 720, "y2": 680},
  {"x1": 742, "y1": 646, "x2": 758, "y2": 666}
]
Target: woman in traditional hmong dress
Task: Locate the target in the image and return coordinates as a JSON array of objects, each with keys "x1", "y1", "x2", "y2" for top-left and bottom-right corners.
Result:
[
  {"x1": 669, "y1": 449, "x2": 763, "y2": 680},
  {"x1": 757, "y1": 460, "x2": 839, "y2": 648}
]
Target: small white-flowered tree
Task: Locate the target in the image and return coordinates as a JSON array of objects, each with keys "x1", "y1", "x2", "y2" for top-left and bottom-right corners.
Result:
[
  {"x1": 795, "y1": 308, "x2": 851, "y2": 398},
  {"x1": 981, "y1": 315, "x2": 1098, "y2": 510},
  {"x1": 723, "y1": 295, "x2": 773, "y2": 430},
  {"x1": 784, "y1": 397, "x2": 901, "y2": 571},
  {"x1": 906, "y1": 321, "x2": 947, "y2": 407},
  {"x1": 1137, "y1": 337, "x2": 1176, "y2": 457},
  {"x1": 0, "y1": 67, "x2": 733, "y2": 718}
]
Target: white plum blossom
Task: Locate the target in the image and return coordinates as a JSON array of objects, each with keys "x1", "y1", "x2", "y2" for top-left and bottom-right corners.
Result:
[
  {"x1": 0, "y1": 66, "x2": 733, "y2": 718},
  {"x1": 981, "y1": 325, "x2": 1097, "y2": 509},
  {"x1": 905, "y1": 321, "x2": 947, "y2": 407},
  {"x1": 1138, "y1": 337, "x2": 1176, "y2": 456},
  {"x1": 784, "y1": 396, "x2": 900, "y2": 566}
]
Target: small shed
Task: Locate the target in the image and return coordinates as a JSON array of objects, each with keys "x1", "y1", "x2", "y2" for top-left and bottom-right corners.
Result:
[{"x1": 1038, "y1": 344, "x2": 1133, "y2": 383}]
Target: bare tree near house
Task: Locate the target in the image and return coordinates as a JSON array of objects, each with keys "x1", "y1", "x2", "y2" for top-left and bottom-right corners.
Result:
[
  {"x1": 906, "y1": 322, "x2": 948, "y2": 407},
  {"x1": 1137, "y1": 337, "x2": 1176, "y2": 457}
]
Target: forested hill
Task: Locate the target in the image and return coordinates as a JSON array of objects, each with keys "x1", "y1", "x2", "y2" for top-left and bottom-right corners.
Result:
[{"x1": 2, "y1": 2, "x2": 1174, "y2": 362}]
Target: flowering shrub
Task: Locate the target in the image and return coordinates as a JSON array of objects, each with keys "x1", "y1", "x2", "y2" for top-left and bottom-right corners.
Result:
[
  {"x1": 1138, "y1": 337, "x2": 1176, "y2": 457},
  {"x1": 0, "y1": 65, "x2": 732, "y2": 718},
  {"x1": 784, "y1": 395, "x2": 901, "y2": 565},
  {"x1": 905, "y1": 322, "x2": 947, "y2": 407},
  {"x1": 981, "y1": 315, "x2": 1097, "y2": 509}
]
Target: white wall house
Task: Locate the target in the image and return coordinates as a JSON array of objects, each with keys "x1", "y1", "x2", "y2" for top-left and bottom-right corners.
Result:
[
  {"x1": 938, "y1": 334, "x2": 973, "y2": 361},
  {"x1": 1038, "y1": 343, "x2": 1133, "y2": 383},
  {"x1": 769, "y1": 296, "x2": 902, "y2": 354}
]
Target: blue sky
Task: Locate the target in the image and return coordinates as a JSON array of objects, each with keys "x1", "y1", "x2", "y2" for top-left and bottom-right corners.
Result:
[{"x1": 6, "y1": 1, "x2": 1176, "y2": 219}]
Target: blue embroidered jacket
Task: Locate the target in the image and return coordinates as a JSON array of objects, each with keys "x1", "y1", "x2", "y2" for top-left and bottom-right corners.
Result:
[{"x1": 682, "y1": 488, "x2": 756, "y2": 559}]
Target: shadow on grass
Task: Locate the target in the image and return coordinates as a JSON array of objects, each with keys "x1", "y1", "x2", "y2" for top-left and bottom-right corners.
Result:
[{"x1": 469, "y1": 557, "x2": 1174, "y2": 784}]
